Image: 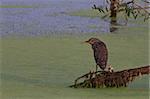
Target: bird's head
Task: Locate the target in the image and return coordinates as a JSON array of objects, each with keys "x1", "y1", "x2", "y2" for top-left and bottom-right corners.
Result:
[{"x1": 84, "y1": 38, "x2": 100, "y2": 45}]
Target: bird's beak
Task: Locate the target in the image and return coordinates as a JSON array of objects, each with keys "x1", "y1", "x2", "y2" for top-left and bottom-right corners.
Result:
[
  {"x1": 84, "y1": 40, "x2": 89, "y2": 43},
  {"x1": 81, "y1": 40, "x2": 89, "y2": 44}
]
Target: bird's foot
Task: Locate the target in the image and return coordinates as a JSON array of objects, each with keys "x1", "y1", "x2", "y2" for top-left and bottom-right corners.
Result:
[{"x1": 106, "y1": 64, "x2": 114, "y2": 73}]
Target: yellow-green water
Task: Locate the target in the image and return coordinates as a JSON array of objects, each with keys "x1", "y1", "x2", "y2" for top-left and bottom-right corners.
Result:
[{"x1": 1, "y1": 32, "x2": 149, "y2": 99}]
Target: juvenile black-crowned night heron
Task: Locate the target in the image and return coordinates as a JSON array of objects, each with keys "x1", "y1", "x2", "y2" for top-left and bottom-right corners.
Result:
[{"x1": 84, "y1": 38, "x2": 108, "y2": 71}]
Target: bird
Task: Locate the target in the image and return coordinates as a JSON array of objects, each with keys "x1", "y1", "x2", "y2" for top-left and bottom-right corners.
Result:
[{"x1": 84, "y1": 38, "x2": 108, "y2": 71}]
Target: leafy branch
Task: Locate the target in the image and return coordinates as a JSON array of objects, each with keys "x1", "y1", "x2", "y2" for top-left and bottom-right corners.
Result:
[{"x1": 92, "y1": 0, "x2": 150, "y2": 22}]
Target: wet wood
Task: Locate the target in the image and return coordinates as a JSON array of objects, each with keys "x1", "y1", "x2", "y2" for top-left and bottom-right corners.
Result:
[
  {"x1": 69, "y1": 65, "x2": 150, "y2": 88},
  {"x1": 110, "y1": 0, "x2": 119, "y2": 24}
]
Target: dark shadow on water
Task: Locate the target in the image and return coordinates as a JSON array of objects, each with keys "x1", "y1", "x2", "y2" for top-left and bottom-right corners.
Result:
[
  {"x1": 109, "y1": 20, "x2": 127, "y2": 33},
  {"x1": 109, "y1": 20, "x2": 118, "y2": 33},
  {"x1": 110, "y1": 25, "x2": 118, "y2": 33}
]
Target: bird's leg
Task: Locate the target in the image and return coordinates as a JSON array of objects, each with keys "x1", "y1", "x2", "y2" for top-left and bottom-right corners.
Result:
[{"x1": 96, "y1": 65, "x2": 98, "y2": 72}]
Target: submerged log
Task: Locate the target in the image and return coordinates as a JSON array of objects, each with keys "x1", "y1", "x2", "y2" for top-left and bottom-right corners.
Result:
[{"x1": 69, "y1": 65, "x2": 150, "y2": 88}]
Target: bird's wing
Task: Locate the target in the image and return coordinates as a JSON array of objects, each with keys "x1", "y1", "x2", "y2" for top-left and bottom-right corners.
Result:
[{"x1": 92, "y1": 42, "x2": 108, "y2": 69}]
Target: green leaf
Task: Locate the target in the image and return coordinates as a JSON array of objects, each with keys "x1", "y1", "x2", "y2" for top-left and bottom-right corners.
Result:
[
  {"x1": 127, "y1": 9, "x2": 131, "y2": 17},
  {"x1": 106, "y1": 0, "x2": 110, "y2": 4},
  {"x1": 118, "y1": 9, "x2": 125, "y2": 12},
  {"x1": 98, "y1": 9, "x2": 102, "y2": 12},
  {"x1": 133, "y1": 14, "x2": 138, "y2": 19},
  {"x1": 105, "y1": 7, "x2": 109, "y2": 12},
  {"x1": 101, "y1": 9, "x2": 105, "y2": 13},
  {"x1": 101, "y1": 14, "x2": 109, "y2": 19}
]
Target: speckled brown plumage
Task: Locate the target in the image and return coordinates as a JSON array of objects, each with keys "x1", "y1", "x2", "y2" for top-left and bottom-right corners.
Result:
[{"x1": 85, "y1": 38, "x2": 108, "y2": 71}]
